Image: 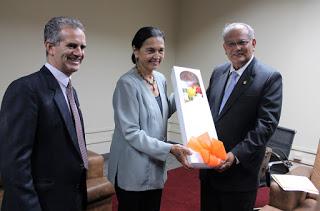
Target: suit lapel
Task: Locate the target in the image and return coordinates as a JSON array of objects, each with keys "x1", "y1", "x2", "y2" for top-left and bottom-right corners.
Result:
[
  {"x1": 218, "y1": 58, "x2": 256, "y2": 119},
  {"x1": 213, "y1": 66, "x2": 230, "y2": 121},
  {"x1": 41, "y1": 67, "x2": 81, "y2": 155},
  {"x1": 150, "y1": 74, "x2": 166, "y2": 133},
  {"x1": 135, "y1": 69, "x2": 164, "y2": 119},
  {"x1": 154, "y1": 75, "x2": 166, "y2": 119}
]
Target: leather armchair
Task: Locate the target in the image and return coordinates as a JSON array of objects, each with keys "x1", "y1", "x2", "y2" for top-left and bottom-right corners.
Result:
[
  {"x1": 0, "y1": 150, "x2": 115, "y2": 211},
  {"x1": 86, "y1": 150, "x2": 115, "y2": 211},
  {"x1": 261, "y1": 142, "x2": 320, "y2": 211},
  {"x1": 261, "y1": 195, "x2": 320, "y2": 211}
]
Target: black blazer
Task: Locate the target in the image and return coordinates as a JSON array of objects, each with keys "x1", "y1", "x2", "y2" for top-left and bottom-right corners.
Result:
[
  {"x1": 200, "y1": 58, "x2": 282, "y2": 191},
  {"x1": 0, "y1": 66, "x2": 87, "y2": 211}
]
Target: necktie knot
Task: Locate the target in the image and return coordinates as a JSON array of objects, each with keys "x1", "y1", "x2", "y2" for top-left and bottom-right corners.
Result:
[
  {"x1": 67, "y1": 80, "x2": 72, "y2": 89},
  {"x1": 230, "y1": 71, "x2": 239, "y2": 80},
  {"x1": 228, "y1": 71, "x2": 239, "y2": 88}
]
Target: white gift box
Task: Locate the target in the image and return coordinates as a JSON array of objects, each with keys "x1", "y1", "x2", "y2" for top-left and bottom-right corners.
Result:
[{"x1": 171, "y1": 66, "x2": 218, "y2": 168}]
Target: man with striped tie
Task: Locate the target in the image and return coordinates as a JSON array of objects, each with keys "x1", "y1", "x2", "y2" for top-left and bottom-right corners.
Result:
[{"x1": 0, "y1": 16, "x2": 88, "y2": 211}]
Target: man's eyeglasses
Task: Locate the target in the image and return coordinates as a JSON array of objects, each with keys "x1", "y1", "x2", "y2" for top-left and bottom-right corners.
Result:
[{"x1": 225, "y1": 39, "x2": 251, "y2": 48}]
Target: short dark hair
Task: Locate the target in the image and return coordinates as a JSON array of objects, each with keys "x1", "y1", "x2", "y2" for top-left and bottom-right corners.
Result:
[
  {"x1": 44, "y1": 16, "x2": 85, "y2": 45},
  {"x1": 131, "y1": 26, "x2": 165, "y2": 64}
]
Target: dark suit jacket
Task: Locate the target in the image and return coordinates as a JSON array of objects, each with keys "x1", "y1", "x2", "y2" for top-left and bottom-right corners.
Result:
[
  {"x1": 0, "y1": 66, "x2": 87, "y2": 211},
  {"x1": 200, "y1": 57, "x2": 282, "y2": 191}
]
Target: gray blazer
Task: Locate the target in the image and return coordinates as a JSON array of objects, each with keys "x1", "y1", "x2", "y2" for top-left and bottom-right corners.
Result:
[{"x1": 108, "y1": 67, "x2": 175, "y2": 191}]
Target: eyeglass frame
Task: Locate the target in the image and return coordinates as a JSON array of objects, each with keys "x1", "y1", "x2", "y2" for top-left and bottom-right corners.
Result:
[{"x1": 224, "y1": 39, "x2": 252, "y2": 48}]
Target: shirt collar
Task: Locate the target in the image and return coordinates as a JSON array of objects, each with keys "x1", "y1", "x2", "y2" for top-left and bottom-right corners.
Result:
[
  {"x1": 230, "y1": 55, "x2": 254, "y2": 76},
  {"x1": 45, "y1": 63, "x2": 70, "y2": 88}
]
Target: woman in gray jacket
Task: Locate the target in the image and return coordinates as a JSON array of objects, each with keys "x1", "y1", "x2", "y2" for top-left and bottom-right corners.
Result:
[{"x1": 108, "y1": 27, "x2": 191, "y2": 211}]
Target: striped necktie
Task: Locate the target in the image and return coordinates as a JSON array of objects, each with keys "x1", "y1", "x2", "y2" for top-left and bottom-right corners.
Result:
[{"x1": 66, "y1": 80, "x2": 88, "y2": 169}]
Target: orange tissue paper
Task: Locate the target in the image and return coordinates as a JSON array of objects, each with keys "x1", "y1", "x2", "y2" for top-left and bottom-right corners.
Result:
[{"x1": 187, "y1": 132, "x2": 227, "y2": 167}]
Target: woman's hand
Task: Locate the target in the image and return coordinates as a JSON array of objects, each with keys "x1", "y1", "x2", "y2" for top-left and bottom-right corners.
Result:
[{"x1": 170, "y1": 144, "x2": 193, "y2": 169}]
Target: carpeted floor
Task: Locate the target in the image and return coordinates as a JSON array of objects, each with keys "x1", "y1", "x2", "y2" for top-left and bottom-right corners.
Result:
[
  {"x1": 107, "y1": 153, "x2": 270, "y2": 210},
  {"x1": 111, "y1": 166, "x2": 269, "y2": 210},
  {"x1": 112, "y1": 167, "x2": 199, "y2": 211},
  {"x1": 160, "y1": 167, "x2": 200, "y2": 211}
]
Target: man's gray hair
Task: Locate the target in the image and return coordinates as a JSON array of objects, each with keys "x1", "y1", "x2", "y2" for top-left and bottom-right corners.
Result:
[
  {"x1": 222, "y1": 23, "x2": 255, "y2": 40},
  {"x1": 44, "y1": 16, "x2": 85, "y2": 45}
]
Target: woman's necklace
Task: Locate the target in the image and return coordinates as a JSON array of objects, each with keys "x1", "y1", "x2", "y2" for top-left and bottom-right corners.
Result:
[{"x1": 137, "y1": 68, "x2": 156, "y2": 92}]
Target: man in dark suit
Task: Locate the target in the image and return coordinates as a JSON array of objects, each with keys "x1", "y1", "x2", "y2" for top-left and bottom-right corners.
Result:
[
  {"x1": 0, "y1": 16, "x2": 88, "y2": 211},
  {"x1": 201, "y1": 23, "x2": 282, "y2": 211}
]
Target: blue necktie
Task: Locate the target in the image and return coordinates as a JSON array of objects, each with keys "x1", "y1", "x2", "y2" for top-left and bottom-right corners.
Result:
[{"x1": 219, "y1": 71, "x2": 239, "y2": 114}]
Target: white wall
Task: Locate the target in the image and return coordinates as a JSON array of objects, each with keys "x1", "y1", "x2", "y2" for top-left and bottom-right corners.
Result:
[
  {"x1": 174, "y1": 0, "x2": 320, "y2": 162},
  {"x1": 0, "y1": 0, "x2": 178, "y2": 154},
  {"x1": 1, "y1": 0, "x2": 319, "y2": 162}
]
